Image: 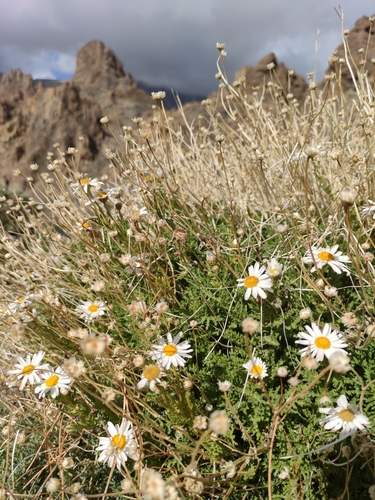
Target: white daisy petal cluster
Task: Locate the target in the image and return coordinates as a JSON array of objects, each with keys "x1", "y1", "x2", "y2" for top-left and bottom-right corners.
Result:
[
  {"x1": 96, "y1": 420, "x2": 135, "y2": 470},
  {"x1": 76, "y1": 300, "x2": 107, "y2": 322},
  {"x1": 137, "y1": 364, "x2": 164, "y2": 391},
  {"x1": 150, "y1": 332, "x2": 193, "y2": 370},
  {"x1": 302, "y1": 244, "x2": 351, "y2": 274},
  {"x1": 70, "y1": 177, "x2": 103, "y2": 194},
  {"x1": 243, "y1": 356, "x2": 268, "y2": 379},
  {"x1": 237, "y1": 262, "x2": 273, "y2": 300},
  {"x1": 319, "y1": 395, "x2": 370, "y2": 437},
  {"x1": 267, "y1": 258, "x2": 283, "y2": 279},
  {"x1": 296, "y1": 323, "x2": 348, "y2": 362},
  {"x1": 34, "y1": 366, "x2": 72, "y2": 399},
  {"x1": 7, "y1": 351, "x2": 49, "y2": 390}
]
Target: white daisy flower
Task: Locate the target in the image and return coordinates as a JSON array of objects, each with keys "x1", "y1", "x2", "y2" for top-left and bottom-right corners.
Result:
[
  {"x1": 302, "y1": 245, "x2": 351, "y2": 274},
  {"x1": 8, "y1": 293, "x2": 34, "y2": 313},
  {"x1": 150, "y1": 332, "x2": 193, "y2": 370},
  {"x1": 319, "y1": 395, "x2": 370, "y2": 437},
  {"x1": 267, "y1": 258, "x2": 283, "y2": 279},
  {"x1": 7, "y1": 351, "x2": 50, "y2": 390},
  {"x1": 137, "y1": 364, "x2": 164, "y2": 390},
  {"x1": 70, "y1": 177, "x2": 103, "y2": 194},
  {"x1": 75, "y1": 300, "x2": 107, "y2": 322},
  {"x1": 84, "y1": 188, "x2": 118, "y2": 206},
  {"x1": 361, "y1": 200, "x2": 375, "y2": 219},
  {"x1": 243, "y1": 356, "x2": 268, "y2": 379},
  {"x1": 34, "y1": 366, "x2": 72, "y2": 399},
  {"x1": 237, "y1": 262, "x2": 273, "y2": 300},
  {"x1": 96, "y1": 420, "x2": 135, "y2": 470},
  {"x1": 296, "y1": 323, "x2": 348, "y2": 362}
]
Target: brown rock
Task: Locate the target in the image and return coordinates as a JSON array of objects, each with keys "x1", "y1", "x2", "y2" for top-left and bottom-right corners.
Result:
[
  {"x1": 325, "y1": 15, "x2": 375, "y2": 94},
  {"x1": 234, "y1": 52, "x2": 308, "y2": 103}
]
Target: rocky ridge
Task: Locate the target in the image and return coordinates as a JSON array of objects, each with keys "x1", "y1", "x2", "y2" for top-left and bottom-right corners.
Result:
[{"x1": 0, "y1": 15, "x2": 373, "y2": 190}]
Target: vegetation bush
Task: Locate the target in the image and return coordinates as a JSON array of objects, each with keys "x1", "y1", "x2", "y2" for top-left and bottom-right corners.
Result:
[{"x1": 1, "y1": 21, "x2": 375, "y2": 499}]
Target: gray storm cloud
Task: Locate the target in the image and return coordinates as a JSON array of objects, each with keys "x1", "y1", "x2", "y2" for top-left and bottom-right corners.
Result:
[{"x1": 0, "y1": 0, "x2": 374, "y2": 94}]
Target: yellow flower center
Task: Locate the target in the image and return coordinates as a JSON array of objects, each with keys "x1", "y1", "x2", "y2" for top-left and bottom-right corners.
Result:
[
  {"x1": 163, "y1": 344, "x2": 177, "y2": 357},
  {"x1": 143, "y1": 365, "x2": 161, "y2": 380},
  {"x1": 80, "y1": 178, "x2": 90, "y2": 185},
  {"x1": 251, "y1": 365, "x2": 263, "y2": 376},
  {"x1": 339, "y1": 408, "x2": 355, "y2": 422},
  {"x1": 111, "y1": 433, "x2": 126, "y2": 450},
  {"x1": 82, "y1": 221, "x2": 91, "y2": 229},
  {"x1": 17, "y1": 297, "x2": 26, "y2": 303},
  {"x1": 315, "y1": 337, "x2": 331, "y2": 349},
  {"x1": 317, "y1": 251, "x2": 334, "y2": 262},
  {"x1": 88, "y1": 305, "x2": 99, "y2": 313},
  {"x1": 97, "y1": 192, "x2": 107, "y2": 198},
  {"x1": 244, "y1": 276, "x2": 259, "y2": 288},
  {"x1": 21, "y1": 364, "x2": 35, "y2": 375},
  {"x1": 46, "y1": 375, "x2": 59, "y2": 387}
]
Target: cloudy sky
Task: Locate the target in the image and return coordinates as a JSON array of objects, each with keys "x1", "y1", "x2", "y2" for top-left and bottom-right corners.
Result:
[{"x1": 0, "y1": 0, "x2": 374, "y2": 95}]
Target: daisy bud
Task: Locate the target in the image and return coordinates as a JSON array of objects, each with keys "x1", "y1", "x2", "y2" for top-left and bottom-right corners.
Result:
[
  {"x1": 155, "y1": 302, "x2": 169, "y2": 314},
  {"x1": 222, "y1": 461, "x2": 236, "y2": 479},
  {"x1": 319, "y1": 395, "x2": 331, "y2": 404},
  {"x1": 242, "y1": 317, "x2": 259, "y2": 334},
  {"x1": 121, "y1": 478, "x2": 133, "y2": 493},
  {"x1": 328, "y1": 351, "x2": 351, "y2": 373},
  {"x1": 184, "y1": 477, "x2": 204, "y2": 495},
  {"x1": 151, "y1": 91, "x2": 166, "y2": 100},
  {"x1": 183, "y1": 379, "x2": 193, "y2": 390},
  {"x1": 62, "y1": 457, "x2": 74, "y2": 469},
  {"x1": 369, "y1": 485, "x2": 375, "y2": 500},
  {"x1": 276, "y1": 223, "x2": 289, "y2": 234},
  {"x1": 173, "y1": 228, "x2": 188, "y2": 241},
  {"x1": 315, "y1": 278, "x2": 325, "y2": 289},
  {"x1": 287, "y1": 376, "x2": 300, "y2": 387},
  {"x1": 141, "y1": 469, "x2": 166, "y2": 500},
  {"x1": 363, "y1": 252, "x2": 374, "y2": 262},
  {"x1": 218, "y1": 380, "x2": 232, "y2": 392},
  {"x1": 193, "y1": 415, "x2": 208, "y2": 430},
  {"x1": 303, "y1": 356, "x2": 318, "y2": 370},
  {"x1": 70, "y1": 483, "x2": 81, "y2": 494},
  {"x1": 80, "y1": 336, "x2": 106, "y2": 356},
  {"x1": 16, "y1": 432, "x2": 27, "y2": 445},
  {"x1": 209, "y1": 410, "x2": 230, "y2": 435},
  {"x1": 102, "y1": 387, "x2": 116, "y2": 403},
  {"x1": 339, "y1": 188, "x2": 358, "y2": 208},
  {"x1": 206, "y1": 251, "x2": 217, "y2": 263},
  {"x1": 305, "y1": 146, "x2": 319, "y2": 158},
  {"x1": 341, "y1": 312, "x2": 357, "y2": 327},
  {"x1": 133, "y1": 355, "x2": 145, "y2": 367},
  {"x1": 299, "y1": 308, "x2": 311, "y2": 319},
  {"x1": 100, "y1": 116, "x2": 109, "y2": 124},
  {"x1": 99, "y1": 253, "x2": 111, "y2": 263},
  {"x1": 278, "y1": 466, "x2": 290, "y2": 479},
  {"x1": 324, "y1": 285, "x2": 338, "y2": 297},
  {"x1": 46, "y1": 478, "x2": 61, "y2": 493},
  {"x1": 277, "y1": 366, "x2": 288, "y2": 378},
  {"x1": 190, "y1": 320, "x2": 198, "y2": 328}
]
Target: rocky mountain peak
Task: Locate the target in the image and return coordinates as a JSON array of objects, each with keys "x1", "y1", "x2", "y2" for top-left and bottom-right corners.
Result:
[{"x1": 72, "y1": 40, "x2": 135, "y2": 89}]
